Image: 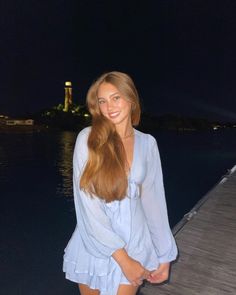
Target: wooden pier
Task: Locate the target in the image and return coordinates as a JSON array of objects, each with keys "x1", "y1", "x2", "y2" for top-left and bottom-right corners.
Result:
[{"x1": 141, "y1": 166, "x2": 236, "y2": 295}]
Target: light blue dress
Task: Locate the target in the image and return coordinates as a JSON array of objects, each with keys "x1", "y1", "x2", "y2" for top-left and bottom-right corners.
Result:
[{"x1": 63, "y1": 127, "x2": 178, "y2": 295}]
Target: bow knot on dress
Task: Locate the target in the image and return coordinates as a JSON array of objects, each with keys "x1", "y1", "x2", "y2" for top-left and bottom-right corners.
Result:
[{"x1": 127, "y1": 178, "x2": 140, "y2": 199}]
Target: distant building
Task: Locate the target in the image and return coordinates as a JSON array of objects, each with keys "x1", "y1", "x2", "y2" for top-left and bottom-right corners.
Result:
[
  {"x1": 5, "y1": 119, "x2": 34, "y2": 126},
  {"x1": 0, "y1": 115, "x2": 8, "y2": 125}
]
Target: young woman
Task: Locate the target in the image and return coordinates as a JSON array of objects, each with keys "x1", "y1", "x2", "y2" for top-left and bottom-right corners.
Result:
[{"x1": 63, "y1": 71, "x2": 178, "y2": 295}]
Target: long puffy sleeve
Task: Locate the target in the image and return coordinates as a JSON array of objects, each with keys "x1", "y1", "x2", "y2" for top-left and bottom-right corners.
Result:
[
  {"x1": 141, "y1": 135, "x2": 178, "y2": 263},
  {"x1": 73, "y1": 128, "x2": 126, "y2": 259}
]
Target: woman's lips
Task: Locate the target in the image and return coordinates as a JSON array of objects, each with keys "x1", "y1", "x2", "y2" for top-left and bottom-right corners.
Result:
[{"x1": 108, "y1": 111, "x2": 120, "y2": 119}]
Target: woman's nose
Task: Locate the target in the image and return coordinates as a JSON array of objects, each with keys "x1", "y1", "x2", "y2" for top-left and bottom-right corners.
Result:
[{"x1": 107, "y1": 100, "x2": 115, "y2": 110}]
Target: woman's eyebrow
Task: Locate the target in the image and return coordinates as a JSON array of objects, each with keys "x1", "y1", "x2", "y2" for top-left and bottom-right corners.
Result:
[
  {"x1": 109, "y1": 92, "x2": 120, "y2": 98},
  {"x1": 97, "y1": 92, "x2": 120, "y2": 100}
]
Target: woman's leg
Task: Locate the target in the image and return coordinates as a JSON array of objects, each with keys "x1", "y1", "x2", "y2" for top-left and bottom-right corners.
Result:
[
  {"x1": 78, "y1": 283, "x2": 100, "y2": 295},
  {"x1": 116, "y1": 284, "x2": 139, "y2": 295}
]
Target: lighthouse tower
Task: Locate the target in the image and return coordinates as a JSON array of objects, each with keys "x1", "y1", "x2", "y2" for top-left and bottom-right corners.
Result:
[{"x1": 63, "y1": 81, "x2": 72, "y2": 112}]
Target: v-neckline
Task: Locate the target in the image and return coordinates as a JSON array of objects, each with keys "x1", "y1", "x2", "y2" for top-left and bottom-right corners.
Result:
[{"x1": 127, "y1": 129, "x2": 136, "y2": 178}]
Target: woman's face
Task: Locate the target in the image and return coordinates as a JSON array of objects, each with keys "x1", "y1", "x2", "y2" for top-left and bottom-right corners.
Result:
[{"x1": 97, "y1": 82, "x2": 132, "y2": 127}]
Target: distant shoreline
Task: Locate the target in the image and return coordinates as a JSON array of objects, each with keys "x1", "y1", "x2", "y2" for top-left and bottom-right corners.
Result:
[
  {"x1": 0, "y1": 124, "x2": 48, "y2": 133},
  {"x1": 1, "y1": 124, "x2": 236, "y2": 135}
]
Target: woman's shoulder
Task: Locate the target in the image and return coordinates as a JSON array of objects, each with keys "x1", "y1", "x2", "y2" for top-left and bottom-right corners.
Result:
[
  {"x1": 76, "y1": 126, "x2": 91, "y2": 141},
  {"x1": 74, "y1": 127, "x2": 91, "y2": 151},
  {"x1": 134, "y1": 128, "x2": 157, "y2": 146},
  {"x1": 78, "y1": 126, "x2": 91, "y2": 137}
]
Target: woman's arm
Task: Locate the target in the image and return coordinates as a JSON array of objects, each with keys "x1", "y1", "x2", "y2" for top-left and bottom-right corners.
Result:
[
  {"x1": 112, "y1": 248, "x2": 150, "y2": 286},
  {"x1": 141, "y1": 135, "x2": 178, "y2": 282}
]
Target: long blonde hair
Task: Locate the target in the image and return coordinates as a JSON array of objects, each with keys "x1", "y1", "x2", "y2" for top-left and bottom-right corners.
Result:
[{"x1": 80, "y1": 71, "x2": 141, "y2": 202}]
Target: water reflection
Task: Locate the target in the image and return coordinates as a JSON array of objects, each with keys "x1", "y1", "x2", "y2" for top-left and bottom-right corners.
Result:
[
  {"x1": 56, "y1": 131, "x2": 77, "y2": 197},
  {"x1": 0, "y1": 134, "x2": 35, "y2": 185},
  {"x1": 0, "y1": 145, "x2": 8, "y2": 183}
]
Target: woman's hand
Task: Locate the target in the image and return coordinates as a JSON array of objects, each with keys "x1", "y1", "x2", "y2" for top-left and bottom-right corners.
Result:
[
  {"x1": 147, "y1": 262, "x2": 170, "y2": 284},
  {"x1": 120, "y1": 256, "x2": 150, "y2": 286},
  {"x1": 112, "y1": 248, "x2": 150, "y2": 286}
]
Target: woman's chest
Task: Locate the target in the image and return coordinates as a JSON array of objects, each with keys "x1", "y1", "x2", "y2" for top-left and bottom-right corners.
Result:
[{"x1": 130, "y1": 136, "x2": 148, "y2": 184}]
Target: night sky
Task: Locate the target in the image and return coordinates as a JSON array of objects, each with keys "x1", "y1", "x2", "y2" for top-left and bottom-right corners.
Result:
[{"x1": 1, "y1": 0, "x2": 236, "y2": 121}]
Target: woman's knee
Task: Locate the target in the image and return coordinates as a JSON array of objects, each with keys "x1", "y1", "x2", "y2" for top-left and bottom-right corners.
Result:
[
  {"x1": 116, "y1": 284, "x2": 139, "y2": 295},
  {"x1": 78, "y1": 283, "x2": 100, "y2": 295},
  {"x1": 78, "y1": 283, "x2": 138, "y2": 295}
]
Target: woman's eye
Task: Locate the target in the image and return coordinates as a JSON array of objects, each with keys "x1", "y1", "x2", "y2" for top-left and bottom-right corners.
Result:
[
  {"x1": 113, "y1": 96, "x2": 120, "y2": 101},
  {"x1": 98, "y1": 99, "x2": 105, "y2": 104}
]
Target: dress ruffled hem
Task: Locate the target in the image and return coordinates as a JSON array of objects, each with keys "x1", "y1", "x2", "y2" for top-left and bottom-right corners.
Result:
[
  {"x1": 63, "y1": 256, "x2": 128, "y2": 295},
  {"x1": 63, "y1": 221, "x2": 160, "y2": 294},
  {"x1": 63, "y1": 258, "x2": 109, "y2": 291},
  {"x1": 63, "y1": 227, "x2": 123, "y2": 294}
]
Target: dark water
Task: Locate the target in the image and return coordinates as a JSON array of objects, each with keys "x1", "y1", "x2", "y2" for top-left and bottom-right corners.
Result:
[{"x1": 0, "y1": 129, "x2": 236, "y2": 295}]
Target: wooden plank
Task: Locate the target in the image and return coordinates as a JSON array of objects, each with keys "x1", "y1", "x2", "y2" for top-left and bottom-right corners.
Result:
[{"x1": 140, "y1": 167, "x2": 236, "y2": 295}]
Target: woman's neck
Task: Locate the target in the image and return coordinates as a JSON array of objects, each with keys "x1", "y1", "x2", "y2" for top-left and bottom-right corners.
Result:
[
  {"x1": 116, "y1": 122, "x2": 133, "y2": 139},
  {"x1": 120, "y1": 129, "x2": 134, "y2": 139}
]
